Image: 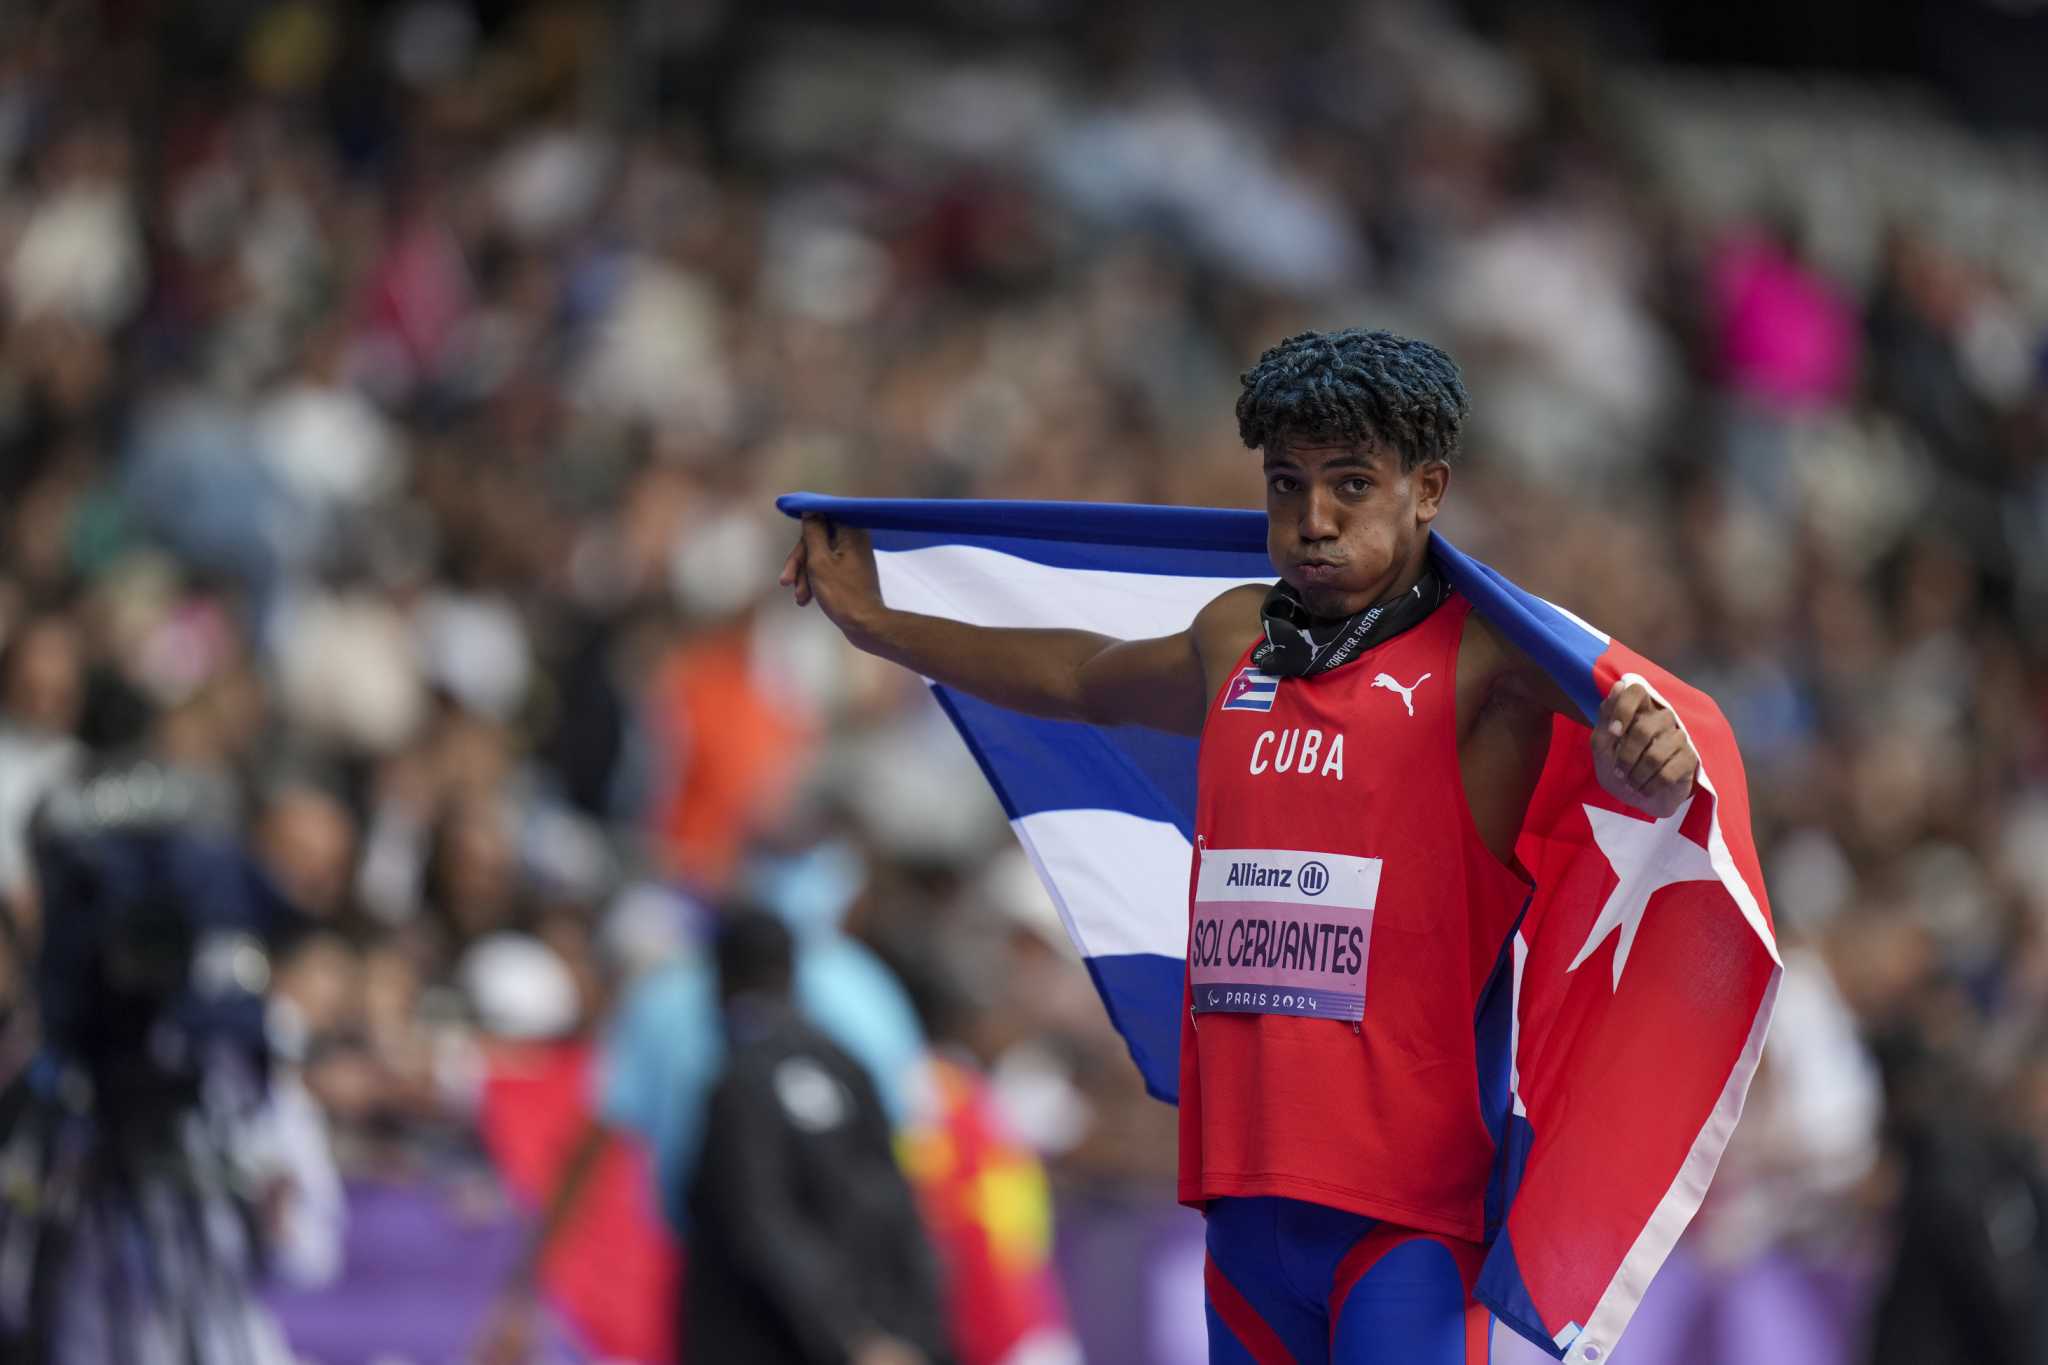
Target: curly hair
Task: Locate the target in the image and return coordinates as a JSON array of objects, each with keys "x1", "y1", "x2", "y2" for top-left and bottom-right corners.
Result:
[{"x1": 1235, "y1": 328, "x2": 1470, "y2": 468}]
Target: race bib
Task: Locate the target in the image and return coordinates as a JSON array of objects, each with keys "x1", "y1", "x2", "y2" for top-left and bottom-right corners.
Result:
[{"x1": 1189, "y1": 847, "x2": 1381, "y2": 1020}]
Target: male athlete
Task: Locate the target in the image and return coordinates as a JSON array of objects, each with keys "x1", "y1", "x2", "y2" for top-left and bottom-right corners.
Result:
[{"x1": 780, "y1": 329, "x2": 1700, "y2": 1363}]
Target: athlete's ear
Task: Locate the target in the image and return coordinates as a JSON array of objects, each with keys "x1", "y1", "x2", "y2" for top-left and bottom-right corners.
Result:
[{"x1": 1413, "y1": 460, "x2": 1449, "y2": 524}]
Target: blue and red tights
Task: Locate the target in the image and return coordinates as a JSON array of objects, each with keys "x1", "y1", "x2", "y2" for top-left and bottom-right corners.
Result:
[{"x1": 1204, "y1": 1196, "x2": 1491, "y2": 1365}]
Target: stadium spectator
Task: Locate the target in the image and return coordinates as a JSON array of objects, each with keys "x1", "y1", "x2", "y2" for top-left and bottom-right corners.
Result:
[{"x1": 686, "y1": 907, "x2": 950, "y2": 1365}]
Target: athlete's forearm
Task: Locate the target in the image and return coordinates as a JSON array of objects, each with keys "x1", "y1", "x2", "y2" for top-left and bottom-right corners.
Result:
[
  {"x1": 852, "y1": 605, "x2": 1120, "y2": 722},
  {"x1": 787, "y1": 516, "x2": 1205, "y2": 729}
]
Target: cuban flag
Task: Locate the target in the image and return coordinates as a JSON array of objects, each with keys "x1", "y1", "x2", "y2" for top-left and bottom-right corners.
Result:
[
  {"x1": 1219, "y1": 667, "x2": 1280, "y2": 712},
  {"x1": 778, "y1": 494, "x2": 1780, "y2": 1363}
]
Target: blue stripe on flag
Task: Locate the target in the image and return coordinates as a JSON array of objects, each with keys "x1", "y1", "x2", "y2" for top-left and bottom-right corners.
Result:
[
  {"x1": 1429, "y1": 537, "x2": 1606, "y2": 721},
  {"x1": 1474, "y1": 1221, "x2": 1554, "y2": 1358},
  {"x1": 1475, "y1": 906, "x2": 1529, "y2": 1239},
  {"x1": 932, "y1": 687, "x2": 1200, "y2": 835},
  {"x1": 780, "y1": 493, "x2": 1268, "y2": 552},
  {"x1": 1084, "y1": 952, "x2": 1186, "y2": 1104},
  {"x1": 1475, "y1": 944, "x2": 1518, "y2": 1157}
]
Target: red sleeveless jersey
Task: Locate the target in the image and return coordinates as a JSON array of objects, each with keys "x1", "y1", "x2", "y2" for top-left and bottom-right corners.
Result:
[{"x1": 1178, "y1": 592, "x2": 1529, "y2": 1241}]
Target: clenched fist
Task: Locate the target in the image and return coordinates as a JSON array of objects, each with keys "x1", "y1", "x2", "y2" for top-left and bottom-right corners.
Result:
[{"x1": 1591, "y1": 678, "x2": 1698, "y2": 819}]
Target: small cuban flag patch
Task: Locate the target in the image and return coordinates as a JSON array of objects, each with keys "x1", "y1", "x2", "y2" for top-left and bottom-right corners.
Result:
[{"x1": 1220, "y1": 666, "x2": 1280, "y2": 712}]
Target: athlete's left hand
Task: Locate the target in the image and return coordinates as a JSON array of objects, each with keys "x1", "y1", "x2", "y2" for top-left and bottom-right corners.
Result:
[{"x1": 1592, "y1": 679, "x2": 1698, "y2": 819}]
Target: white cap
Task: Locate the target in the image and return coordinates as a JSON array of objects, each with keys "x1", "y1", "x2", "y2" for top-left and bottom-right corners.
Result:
[
  {"x1": 458, "y1": 933, "x2": 580, "y2": 1040},
  {"x1": 978, "y1": 848, "x2": 1074, "y2": 958}
]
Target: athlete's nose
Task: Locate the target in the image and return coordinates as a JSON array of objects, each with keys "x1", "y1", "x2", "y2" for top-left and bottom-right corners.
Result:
[{"x1": 1299, "y1": 486, "x2": 1339, "y2": 543}]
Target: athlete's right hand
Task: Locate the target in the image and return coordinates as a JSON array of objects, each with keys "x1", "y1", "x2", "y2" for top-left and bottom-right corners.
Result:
[{"x1": 780, "y1": 514, "x2": 884, "y2": 641}]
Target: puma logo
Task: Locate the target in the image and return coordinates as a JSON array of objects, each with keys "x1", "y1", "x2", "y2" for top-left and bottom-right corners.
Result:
[{"x1": 1371, "y1": 671, "x2": 1432, "y2": 717}]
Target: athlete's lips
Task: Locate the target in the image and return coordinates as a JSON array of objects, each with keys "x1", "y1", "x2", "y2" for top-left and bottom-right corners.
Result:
[{"x1": 1294, "y1": 561, "x2": 1346, "y2": 583}]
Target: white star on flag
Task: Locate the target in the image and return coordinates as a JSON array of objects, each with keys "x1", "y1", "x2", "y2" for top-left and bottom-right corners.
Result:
[{"x1": 1568, "y1": 796, "x2": 1720, "y2": 991}]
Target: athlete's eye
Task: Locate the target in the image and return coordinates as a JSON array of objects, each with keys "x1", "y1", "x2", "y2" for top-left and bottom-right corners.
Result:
[
  {"x1": 1340, "y1": 478, "x2": 1372, "y2": 495},
  {"x1": 1268, "y1": 476, "x2": 1299, "y2": 495}
]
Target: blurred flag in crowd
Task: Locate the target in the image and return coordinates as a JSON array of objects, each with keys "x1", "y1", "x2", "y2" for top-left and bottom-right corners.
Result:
[
  {"x1": 901, "y1": 1056, "x2": 1078, "y2": 1365},
  {"x1": 480, "y1": 1042, "x2": 680, "y2": 1362}
]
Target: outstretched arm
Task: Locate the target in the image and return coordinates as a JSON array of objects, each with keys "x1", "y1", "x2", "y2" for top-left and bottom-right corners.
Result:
[{"x1": 781, "y1": 514, "x2": 1255, "y2": 737}]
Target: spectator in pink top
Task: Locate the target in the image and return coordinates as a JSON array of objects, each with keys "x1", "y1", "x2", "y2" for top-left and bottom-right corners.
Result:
[{"x1": 1709, "y1": 219, "x2": 1861, "y2": 412}]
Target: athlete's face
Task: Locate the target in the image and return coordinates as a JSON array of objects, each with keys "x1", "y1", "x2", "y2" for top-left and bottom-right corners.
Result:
[{"x1": 1263, "y1": 439, "x2": 1447, "y2": 618}]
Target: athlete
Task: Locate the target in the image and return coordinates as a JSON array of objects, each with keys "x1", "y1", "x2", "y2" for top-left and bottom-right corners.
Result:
[{"x1": 780, "y1": 329, "x2": 1699, "y2": 1364}]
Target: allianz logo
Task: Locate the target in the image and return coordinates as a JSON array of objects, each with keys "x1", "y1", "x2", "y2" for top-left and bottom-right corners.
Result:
[{"x1": 1223, "y1": 860, "x2": 1332, "y2": 895}]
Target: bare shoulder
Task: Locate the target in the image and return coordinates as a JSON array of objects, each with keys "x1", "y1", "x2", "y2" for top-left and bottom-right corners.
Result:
[
  {"x1": 1458, "y1": 601, "x2": 1578, "y2": 722},
  {"x1": 1190, "y1": 583, "x2": 1267, "y2": 677},
  {"x1": 1457, "y1": 605, "x2": 1514, "y2": 686},
  {"x1": 1194, "y1": 582, "x2": 1267, "y2": 636}
]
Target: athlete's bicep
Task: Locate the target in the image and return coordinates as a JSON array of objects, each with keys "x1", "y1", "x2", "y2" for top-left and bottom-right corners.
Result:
[
  {"x1": 1509, "y1": 652, "x2": 1584, "y2": 721},
  {"x1": 1074, "y1": 630, "x2": 1211, "y2": 735},
  {"x1": 1075, "y1": 584, "x2": 1264, "y2": 736},
  {"x1": 1457, "y1": 613, "x2": 1557, "y2": 868},
  {"x1": 1466, "y1": 610, "x2": 1582, "y2": 722}
]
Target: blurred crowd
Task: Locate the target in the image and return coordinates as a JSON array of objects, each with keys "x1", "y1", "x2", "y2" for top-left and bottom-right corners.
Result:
[{"x1": 0, "y1": 0, "x2": 2045, "y2": 1361}]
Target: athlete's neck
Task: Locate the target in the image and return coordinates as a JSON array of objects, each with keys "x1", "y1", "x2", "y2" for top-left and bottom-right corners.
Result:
[{"x1": 1310, "y1": 539, "x2": 1433, "y2": 629}]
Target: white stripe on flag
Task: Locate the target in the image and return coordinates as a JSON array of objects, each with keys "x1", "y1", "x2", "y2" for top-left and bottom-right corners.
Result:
[
  {"x1": 1570, "y1": 966, "x2": 1781, "y2": 1362},
  {"x1": 1012, "y1": 809, "x2": 1192, "y2": 960},
  {"x1": 876, "y1": 544, "x2": 1262, "y2": 636},
  {"x1": 1537, "y1": 594, "x2": 1612, "y2": 646}
]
